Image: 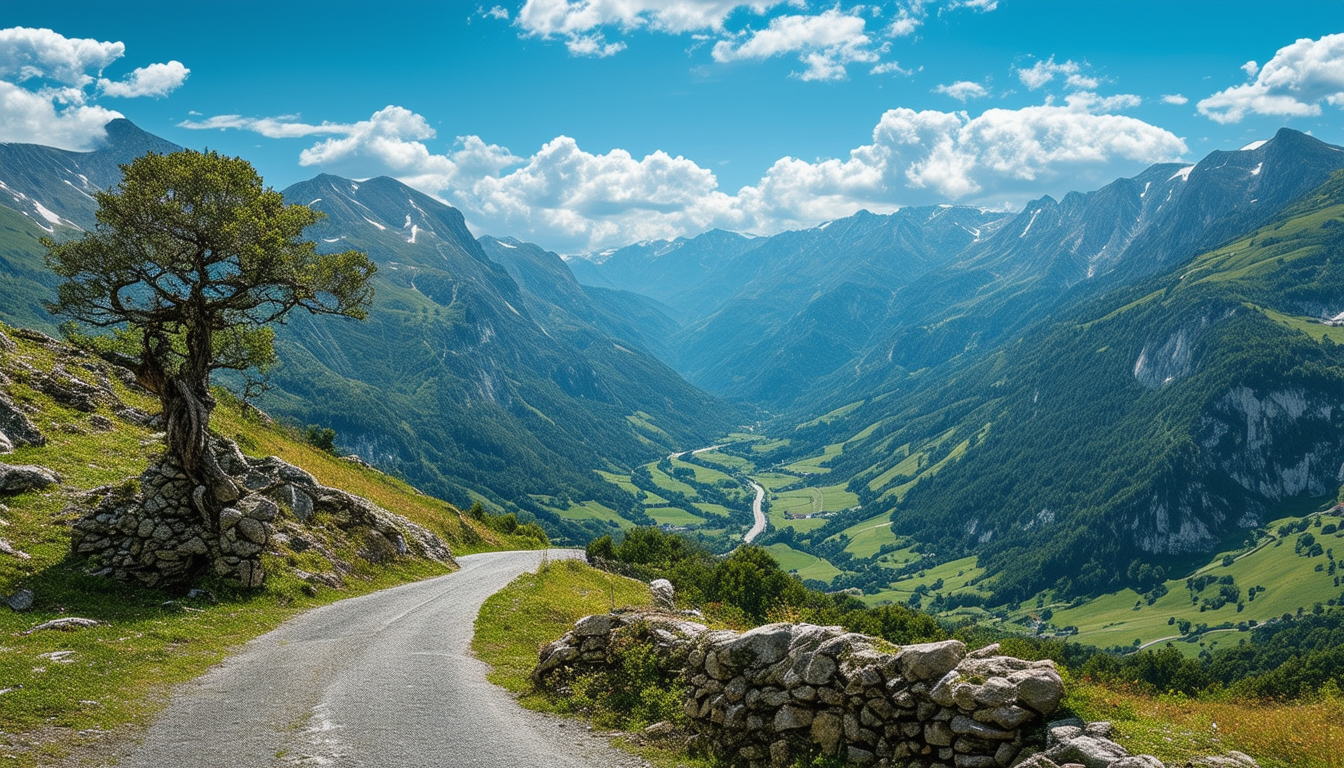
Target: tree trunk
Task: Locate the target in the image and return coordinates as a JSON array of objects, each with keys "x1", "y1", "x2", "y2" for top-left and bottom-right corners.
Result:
[{"x1": 138, "y1": 331, "x2": 240, "y2": 529}]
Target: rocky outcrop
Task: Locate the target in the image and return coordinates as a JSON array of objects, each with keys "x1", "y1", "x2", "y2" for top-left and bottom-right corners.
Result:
[
  {"x1": 535, "y1": 613, "x2": 1066, "y2": 768},
  {"x1": 0, "y1": 463, "x2": 59, "y2": 494},
  {"x1": 0, "y1": 392, "x2": 45, "y2": 449},
  {"x1": 69, "y1": 437, "x2": 456, "y2": 589}
]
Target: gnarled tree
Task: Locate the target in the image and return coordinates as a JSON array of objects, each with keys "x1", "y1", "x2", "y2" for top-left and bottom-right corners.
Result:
[{"x1": 44, "y1": 149, "x2": 375, "y2": 521}]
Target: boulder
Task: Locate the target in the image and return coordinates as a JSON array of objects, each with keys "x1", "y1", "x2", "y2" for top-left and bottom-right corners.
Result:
[
  {"x1": 0, "y1": 394, "x2": 46, "y2": 447},
  {"x1": 7, "y1": 588, "x2": 34, "y2": 612},
  {"x1": 1195, "y1": 753, "x2": 1260, "y2": 768},
  {"x1": 1046, "y1": 735, "x2": 1129, "y2": 768},
  {"x1": 0, "y1": 429, "x2": 10, "y2": 454},
  {"x1": 899, "y1": 639, "x2": 967, "y2": 681},
  {"x1": 0, "y1": 463, "x2": 59, "y2": 494},
  {"x1": 649, "y1": 578, "x2": 675, "y2": 609},
  {"x1": 1109, "y1": 757, "x2": 1165, "y2": 768}
]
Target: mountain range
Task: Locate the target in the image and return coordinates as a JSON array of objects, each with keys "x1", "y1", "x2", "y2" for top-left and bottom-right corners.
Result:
[{"x1": 2, "y1": 120, "x2": 1342, "y2": 597}]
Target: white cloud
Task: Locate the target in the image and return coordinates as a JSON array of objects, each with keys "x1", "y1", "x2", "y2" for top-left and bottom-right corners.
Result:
[
  {"x1": 0, "y1": 27, "x2": 187, "y2": 149},
  {"x1": 934, "y1": 80, "x2": 988, "y2": 101},
  {"x1": 508, "y1": 1, "x2": 996, "y2": 77},
  {"x1": 1064, "y1": 73, "x2": 1098, "y2": 90},
  {"x1": 209, "y1": 96, "x2": 1184, "y2": 252},
  {"x1": 1161, "y1": 93, "x2": 1188, "y2": 105},
  {"x1": 711, "y1": 9, "x2": 881, "y2": 81},
  {"x1": 482, "y1": 5, "x2": 510, "y2": 20},
  {"x1": 1198, "y1": 33, "x2": 1344, "y2": 124},
  {"x1": 1017, "y1": 56, "x2": 1081, "y2": 90},
  {"x1": 99, "y1": 60, "x2": 189, "y2": 98},
  {"x1": 0, "y1": 79, "x2": 123, "y2": 150},
  {"x1": 179, "y1": 114, "x2": 354, "y2": 138},
  {"x1": 0, "y1": 27, "x2": 123, "y2": 87}
]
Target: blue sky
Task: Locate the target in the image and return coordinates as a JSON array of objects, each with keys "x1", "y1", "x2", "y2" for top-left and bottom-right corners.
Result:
[{"x1": 4, "y1": 1, "x2": 1343, "y2": 252}]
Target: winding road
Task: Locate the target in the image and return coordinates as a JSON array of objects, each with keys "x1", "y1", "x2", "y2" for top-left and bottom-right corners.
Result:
[
  {"x1": 115, "y1": 550, "x2": 649, "y2": 768},
  {"x1": 744, "y1": 480, "x2": 767, "y2": 544}
]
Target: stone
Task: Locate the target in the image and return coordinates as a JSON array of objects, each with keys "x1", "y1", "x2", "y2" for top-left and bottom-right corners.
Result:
[
  {"x1": 994, "y1": 742, "x2": 1018, "y2": 767},
  {"x1": 236, "y1": 517, "x2": 268, "y2": 545},
  {"x1": 769, "y1": 739, "x2": 790, "y2": 768},
  {"x1": 983, "y1": 704, "x2": 1034, "y2": 730},
  {"x1": 1108, "y1": 757, "x2": 1165, "y2": 768},
  {"x1": 240, "y1": 495, "x2": 279, "y2": 522},
  {"x1": 650, "y1": 578, "x2": 675, "y2": 609},
  {"x1": 847, "y1": 746, "x2": 875, "y2": 765},
  {"x1": 1014, "y1": 667, "x2": 1065, "y2": 714},
  {"x1": 899, "y1": 640, "x2": 966, "y2": 681},
  {"x1": 810, "y1": 712, "x2": 844, "y2": 753},
  {"x1": 802, "y1": 653, "x2": 838, "y2": 685},
  {"x1": 1013, "y1": 757, "x2": 1061, "y2": 768},
  {"x1": 926, "y1": 720, "x2": 954, "y2": 746},
  {"x1": 7, "y1": 588, "x2": 34, "y2": 611},
  {"x1": 1194, "y1": 753, "x2": 1260, "y2": 768},
  {"x1": 89, "y1": 415, "x2": 114, "y2": 431},
  {"x1": 575, "y1": 614, "x2": 614, "y2": 637},
  {"x1": 0, "y1": 394, "x2": 46, "y2": 448},
  {"x1": 0, "y1": 430, "x2": 11, "y2": 454},
  {"x1": 954, "y1": 756, "x2": 998, "y2": 768},
  {"x1": 642, "y1": 721, "x2": 674, "y2": 738},
  {"x1": 1046, "y1": 735, "x2": 1128, "y2": 768},
  {"x1": 725, "y1": 623, "x2": 793, "y2": 667},
  {"x1": 0, "y1": 463, "x2": 59, "y2": 494},
  {"x1": 219, "y1": 508, "x2": 244, "y2": 530}
]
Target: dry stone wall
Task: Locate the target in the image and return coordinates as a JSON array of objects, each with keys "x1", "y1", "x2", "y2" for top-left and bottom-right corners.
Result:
[
  {"x1": 70, "y1": 437, "x2": 456, "y2": 588},
  {"x1": 535, "y1": 612, "x2": 1064, "y2": 768}
]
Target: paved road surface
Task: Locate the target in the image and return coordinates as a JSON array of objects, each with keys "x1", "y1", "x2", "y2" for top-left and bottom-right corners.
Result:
[
  {"x1": 115, "y1": 550, "x2": 648, "y2": 768},
  {"x1": 743, "y1": 481, "x2": 767, "y2": 544}
]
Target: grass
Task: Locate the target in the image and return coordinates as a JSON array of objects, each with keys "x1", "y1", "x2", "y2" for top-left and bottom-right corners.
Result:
[
  {"x1": 1068, "y1": 682, "x2": 1344, "y2": 768},
  {"x1": 645, "y1": 464, "x2": 697, "y2": 497},
  {"x1": 691, "y1": 451, "x2": 751, "y2": 471},
  {"x1": 795, "y1": 400, "x2": 864, "y2": 429},
  {"x1": 835, "y1": 511, "x2": 900, "y2": 558},
  {"x1": 670, "y1": 458, "x2": 733, "y2": 486},
  {"x1": 1044, "y1": 513, "x2": 1344, "y2": 651},
  {"x1": 0, "y1": 325, "x2": 539, "y2": 766},
  {"x1": 783, "y1": 442, "x2": 843, "y2": 475},
  {"x1": 754, "y1": 472, "x2": 801, "y2": 490},
  {"x1": 594, "y1": 470, "x2": 668, "y2": 505},
  {"x1": 763, "y1": 543, "x2": 842, "y2": 583},
  {"x1": 862, "y1": 556, "x2": 988, "y2": 606},
  {"x1": 645, "y1": 507, "x2": 706, "y2": 527},
  {"x1": 470, "y1": 559, "x2": 708, "y2": 768},
  {"x1": 547, "y1": 500, "x2": 636, "y2": 528}
]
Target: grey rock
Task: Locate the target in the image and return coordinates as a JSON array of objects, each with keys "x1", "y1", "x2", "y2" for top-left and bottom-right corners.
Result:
[
  {"x1": 8, "y1": 588, "x2": 34, "y2": 612},
  {"x1": 802, "y1": 652, "x2": 837, "y2": 685},
  {"x1": 810, "y1": 711, "x2": 844, "y2": 753},
  {"x1": 0, "y1": 429, "x2": 11, "y2": 454},
  {"x1": 1194, "y1": 753, "x2": 1260, "y2": 768},
  {"x1": 0, "y1": 463, "x2": 59, "y2": 494},
  {"x1": 1046, "y1": 735, "x2": 1129, "y2": 768},
  {"x1": 769, "y1": 739, "x2": 790, "y2": 768},
  {"x1": 1013, "y1": 756, "x2": 1061, "y2": 768},
  {"x1": 574, "y1": 614, "x2": 614, "y2": 637},
  {"x1": 1014, "y1": 666, "x2": 1066, "y2": 714},
  {"x1": 725, "y1": 623, "x2": 793, "y2": 666},
  {"x1": 1109, "y1": 757, "x2": 1165, "y2": 768},
  {"x1": 926, "y1": 720, "x2": 955, "y2": 746},
  {"x1": 649, "y1": 578, "x2": 675, "y2": 609},
  {"x1": 0, "y1": 394, "x2": 46, "y2": 448},
  {"x1": 236, "y1": 517, "x2": 268, "y2": 545},
  {"x1": 899, "y1": 639, "x2": 966, "y2": 681}
]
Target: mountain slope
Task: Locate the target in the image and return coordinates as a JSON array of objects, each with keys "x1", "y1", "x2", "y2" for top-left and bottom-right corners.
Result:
[
  {"x1": 268, "y1": 174, "x2": 731, "y2": 543},
  {"x1": 0, "y1": 123, "x2": 733, "y2": 546},
  {"x1": 798, "y1": 170, "x2": 1344, "y2": 601}
]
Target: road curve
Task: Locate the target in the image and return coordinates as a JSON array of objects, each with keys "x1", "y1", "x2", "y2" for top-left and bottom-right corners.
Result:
[
  {"x1": 743, "y1": 481, "x2": 767, "y2": 544},
  {"x1": 115, "y1": 550, "x2": 648, "y2": 768}
]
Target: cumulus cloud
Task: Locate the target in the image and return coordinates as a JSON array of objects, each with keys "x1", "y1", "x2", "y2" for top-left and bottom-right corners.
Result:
[
  {"x1": 508, "y1": 1, "x2": 996, "y2": 79},
  {"x1": 201, "y1": 96, "x2": 1185, "y2": 252},
  {"x1": 99, "y1": 60, "x2": 189, "y2": 98},
  {"x1": 934, "y1": 80, "x2": 988, "y2": 101},
  {"x1": 0, "y1": 27, "x2": 189, "y2": 149},
  {"x1": 711, "y1": 9, "x2": 881, "y2": 81},
  {"x1": 1198, "y1": 33, "x2": 1344, "y2": 123},
  {"x1": 1161, "y1": 93, "x2": 1188, "y2": 105},
  {"x1": 1017, "y1": 56, "x2": 1082, "y2": 90}
]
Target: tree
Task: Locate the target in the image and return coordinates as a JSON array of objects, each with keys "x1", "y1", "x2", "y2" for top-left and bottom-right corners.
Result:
[{"x1": 44, "y1": 150, "x2": 375, "y2": 519}]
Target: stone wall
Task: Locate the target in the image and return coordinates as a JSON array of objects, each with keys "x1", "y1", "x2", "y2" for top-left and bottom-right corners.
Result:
[
  {"x1": 535, "y1": 612, "x2": 1063, "y2": 768},
  {"x1": 535, "y1": 611, "x2": 1262, "y2": 768},
  {"x1": 70, "y1": 437, "x2": 456, "y2": 588}
]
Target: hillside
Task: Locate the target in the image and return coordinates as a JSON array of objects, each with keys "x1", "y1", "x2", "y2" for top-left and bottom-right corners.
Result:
[
  {"x1": 0, "y1": 123, "x2": 736, "y2": 546},
  {"x1": 0, "y1": 321, "x2": 541, "y2": 765},
  {"x1": 754, "y1": 169, "x2": 1344, "y2": 606}
]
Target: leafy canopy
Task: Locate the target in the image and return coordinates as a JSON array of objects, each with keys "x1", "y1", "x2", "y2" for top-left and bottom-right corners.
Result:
[{"x1": 44, "y1": 149, "x2": 375, "y2": 381}]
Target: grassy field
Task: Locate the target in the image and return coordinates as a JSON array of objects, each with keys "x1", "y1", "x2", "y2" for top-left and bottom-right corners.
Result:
[
  {"x1": 547, "y1": 499, "x2": 635, "y2": 528},
  {"x1": 836, "y1": 511, "x2": 900, "y2": 557},
  {"x1": 0, "y1": 326, "x2": 540, "y2": 766},
  {"x1": 795, "y1": 400, "x2": 864, "y2": 429},
  {"x1": 594, "y1": 470, "x2": 668, "y2": 505},
  {"x1": 692, "y1": 502, "x2": 733, "y2": 520},
  {"x1": 646, "y1": 507, "x2": 707, "y2": 526},
  {"x1": 783, "y1": 442, "x2": 843, "y2": 474},
  {"x1": 763, "y1": 543, "x2": 843, "y2": 583},
  {"x1": 1045, "y1": 514, "x2": 1344, "y2": 651},
  {"x1": 1067, "y1": 682, "x2": 1344, "y2": 768},
  {"x1": 754, "y1": 472, "x2": 801, "y2": 490},
  {"x1": 646, "y1": 464, "x2": 697, "y2": 496},
  {"x1": 670, "y1": 457, "x2": 734, "y2": 486},
  {"x1": 692, "y1": 451, "x2": 751, "y2": 471},
  {"x1": 767, "y1": 505, "x2": 829, "y2": 534},
  {"x1": 862, "y1": 556, "x2": 989, "y2": 606}
]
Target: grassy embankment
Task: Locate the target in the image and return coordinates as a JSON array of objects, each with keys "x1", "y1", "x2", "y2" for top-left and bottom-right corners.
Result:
[
  {"x1": 473, "y1": 555, "x2": 1344, "y2": 768},
  {"x1": 0, "y1": 325, "x2": 541, "y2": 766}
]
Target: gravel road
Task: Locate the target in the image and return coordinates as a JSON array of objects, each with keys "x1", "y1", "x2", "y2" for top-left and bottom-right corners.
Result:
[{"x1": 114, "y1": 549, "x2": 650, "y2": 768}]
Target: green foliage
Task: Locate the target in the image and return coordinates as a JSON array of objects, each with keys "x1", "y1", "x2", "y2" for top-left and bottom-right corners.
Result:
[
  {"x1": 567, "y1": 627, "x2": 686, "y2": 729},
  {"x1": 302, "y1": 424, "x2": 338, "y2": 454}
]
